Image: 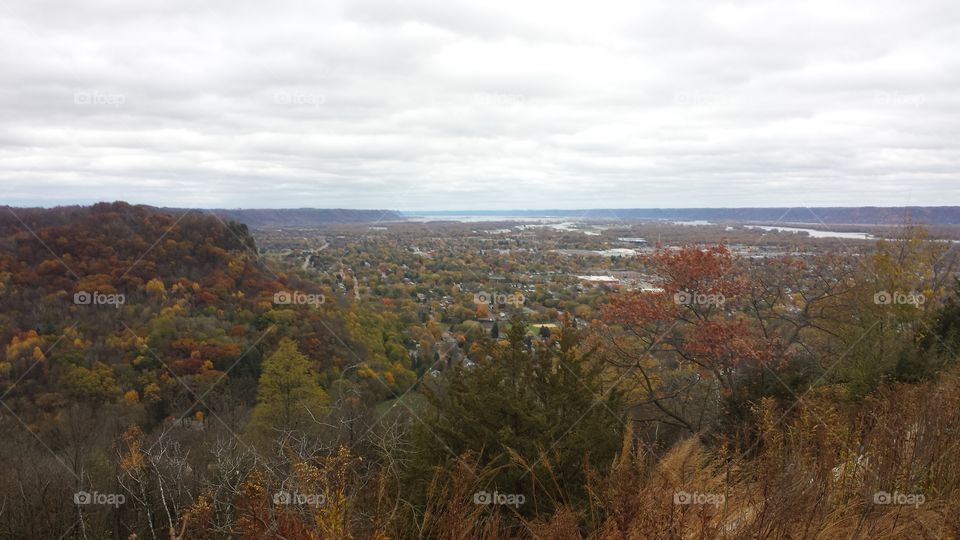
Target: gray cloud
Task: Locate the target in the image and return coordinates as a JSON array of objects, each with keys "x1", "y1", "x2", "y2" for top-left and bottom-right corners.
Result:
[{"x1": 0, "y1": 0, "x2": 958, "y2": 209}]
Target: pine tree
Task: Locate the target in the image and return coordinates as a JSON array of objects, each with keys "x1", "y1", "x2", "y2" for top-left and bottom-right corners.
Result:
[
  {"x1": 249, "y1": 338, "x2": 328, "y2": 442},
  {"x1": 412, "y1": 318, "x2": 624, "y2": 515}
]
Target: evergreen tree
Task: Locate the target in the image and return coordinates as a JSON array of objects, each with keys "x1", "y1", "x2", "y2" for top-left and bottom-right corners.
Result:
[
  {"x1": 411, "y1": 318, "x2": 624, "y2": 516},
  {"x1": 249, "y1": 338, "x2": 328, "y2": 442}
]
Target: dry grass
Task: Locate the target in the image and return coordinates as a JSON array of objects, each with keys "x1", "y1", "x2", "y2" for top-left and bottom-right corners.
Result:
[
  {"x1": 206, "y1": 368, "x2": 960, "y2": 538},
  {"x1": 416, "y1": 369, "x2": 960, "y2": 539}
]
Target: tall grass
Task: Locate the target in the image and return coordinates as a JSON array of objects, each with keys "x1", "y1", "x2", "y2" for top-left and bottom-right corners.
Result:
[{"x1": 411, "y1": 369, "x2": 960, "y2": 539}]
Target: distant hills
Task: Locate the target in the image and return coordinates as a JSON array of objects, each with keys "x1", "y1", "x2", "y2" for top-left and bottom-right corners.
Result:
[
  {"x1": 1, "y1": 204, "x2": 404, "y2": 228},
  {"x1": 405, "y1": 207, "x2": 960, "y2": 225},
  {"x1": 5, "y1": 204, "x2": 960, "y2": 226},
  {"x1": 179, "y1": 208, "x2": 403, "y2": 227}
]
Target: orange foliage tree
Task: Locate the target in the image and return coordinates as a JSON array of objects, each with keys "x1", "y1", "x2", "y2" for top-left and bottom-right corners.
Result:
[{"x1": 600, "y1": 245, "x2": 776, "y2": 433}]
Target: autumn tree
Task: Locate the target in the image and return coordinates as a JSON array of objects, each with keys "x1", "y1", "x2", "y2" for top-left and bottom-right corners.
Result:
[
  {"x1": 600, "y1": 245, "x2": 775, "y2": 436},
  {"x1": 830, "y1": 224, "x2": 958, "y2": 391},
  {"x1": 249, "y1": 338, "x2": 329, "y2": 444}
]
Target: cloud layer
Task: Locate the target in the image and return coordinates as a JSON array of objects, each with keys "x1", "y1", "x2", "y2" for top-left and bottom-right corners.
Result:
[{"x1": 1, "y1": 0, "x2": 958, "y2": 209}]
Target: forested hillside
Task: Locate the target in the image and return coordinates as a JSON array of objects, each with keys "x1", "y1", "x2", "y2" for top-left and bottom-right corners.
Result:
[{"x1": 0, "y1": 203, "x2": 419, "y2": 538}]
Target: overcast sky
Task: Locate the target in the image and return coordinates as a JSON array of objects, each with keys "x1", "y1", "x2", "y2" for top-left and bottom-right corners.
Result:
[{"x1": 1, "y1": 0, "x2": 958, "y2": 210}]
